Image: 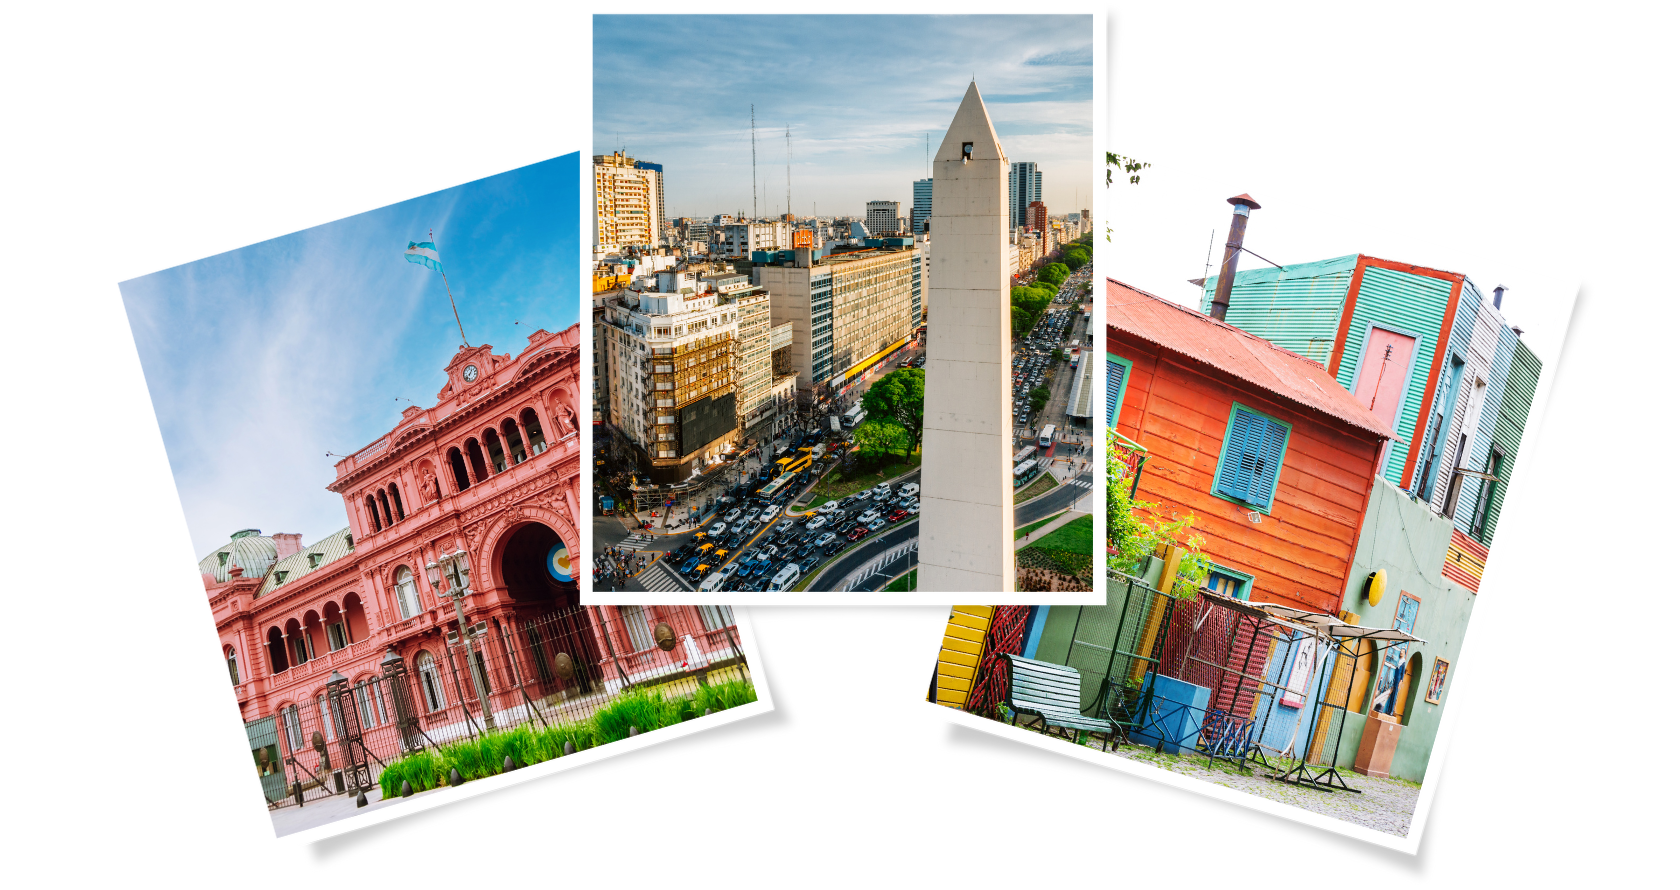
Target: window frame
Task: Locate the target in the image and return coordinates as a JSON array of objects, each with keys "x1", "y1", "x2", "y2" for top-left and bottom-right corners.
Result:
[
  {"x1": 1204, "y1": 564, "x2": 1256, "y2": 601},
  {"x1": 1210, "y1": 401, "x2": 1293, "y2": 514},
  {"x1": 1106, "y1": 351, "x2": 1133, "y2": 430}
]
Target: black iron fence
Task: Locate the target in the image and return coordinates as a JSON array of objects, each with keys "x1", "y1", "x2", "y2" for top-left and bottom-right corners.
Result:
[{"x1": 251, "y1": 604, "x2": 750, "y2": 809}]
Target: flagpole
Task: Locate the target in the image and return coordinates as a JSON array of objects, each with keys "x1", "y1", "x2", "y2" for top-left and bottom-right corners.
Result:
[{"x1": 432, "y1": 229, "x2": 469, "y2": 347}]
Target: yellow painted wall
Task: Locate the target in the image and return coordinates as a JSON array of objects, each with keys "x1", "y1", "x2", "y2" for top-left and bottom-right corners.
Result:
[{"x1": 933, "y1": 606, "x2": 993, "y2": 708}]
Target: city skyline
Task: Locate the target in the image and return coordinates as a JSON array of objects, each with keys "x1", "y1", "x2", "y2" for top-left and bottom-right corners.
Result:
[
  {"x1": 121, "y1": 154, "x2": 580, "y2": 557},
  {"x1": 593, "y1": 15, "x2": 1093, "y2": 221}
]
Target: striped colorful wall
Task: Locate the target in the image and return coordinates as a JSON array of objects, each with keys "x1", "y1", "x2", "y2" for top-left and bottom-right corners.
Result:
[{"x1": 932, "y1": 606, "x2": 993, "y2": 708}]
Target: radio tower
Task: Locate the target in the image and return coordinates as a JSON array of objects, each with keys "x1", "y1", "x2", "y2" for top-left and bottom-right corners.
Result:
[
  {"x1": 750, "y1": 105, "x2": 758, "y2": 219},
  {"x1": 785, "y1": 126, "x2": 792, "y2": 221}
]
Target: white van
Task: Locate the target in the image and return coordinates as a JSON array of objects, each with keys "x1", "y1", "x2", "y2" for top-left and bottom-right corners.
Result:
[
  {"x1": 699, "y1": 565, "x2": 736, "y2": 593},
  {"x1": 769, "y1": 563, "x2": 801, "y2": 591},
  {"x1": 898, "y1": 482, "x2": 920, "y2": 497}
]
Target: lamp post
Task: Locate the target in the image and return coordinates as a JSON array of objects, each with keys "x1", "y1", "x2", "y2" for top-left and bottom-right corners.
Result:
[{"x1": 426, "y1": 548, "x2": 497, "y2": 732}]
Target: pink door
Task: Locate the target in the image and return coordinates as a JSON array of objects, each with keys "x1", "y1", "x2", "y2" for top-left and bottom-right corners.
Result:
[{"x1": 1352, "y1": 327, "x2": 1416, "y2": 475}]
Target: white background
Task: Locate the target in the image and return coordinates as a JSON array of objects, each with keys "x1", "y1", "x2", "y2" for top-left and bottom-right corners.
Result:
[{"x1": 1, "y1": 2, "x2": 1671, "y2": 885}]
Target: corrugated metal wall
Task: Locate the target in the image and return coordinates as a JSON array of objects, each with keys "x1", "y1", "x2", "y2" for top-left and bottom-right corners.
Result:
[
  {"x1": 1199, "y1": 255, "x2": 1357, "y2": 367},
  {"x1": 1336, "y1": 266, "x2": 1456, "y2": 487},
  {"x1": 1482, "y1": 336, "x2": 1541, "y2": 542},
  {"x1": 1426, "y1": 286, "x2": 1499, "y2": 515},
  {"x1": 1450, "y1": 307, "x2": 1518, "y2": 534}
]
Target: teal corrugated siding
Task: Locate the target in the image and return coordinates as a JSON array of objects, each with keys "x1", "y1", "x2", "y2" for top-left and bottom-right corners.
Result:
[
  {"x1": 1483, "y1": 336, "x2": 1541, "y2": 542},
  {"x1": 1453, "y1": 317, "x2": 1517, "y2": 532},
  {"x1": 1200, "y1": 254, "x2": 1357, "y2": 366},
  {"x1": 1335, "y1": 266, "x2": 1455, "y2": 487}
]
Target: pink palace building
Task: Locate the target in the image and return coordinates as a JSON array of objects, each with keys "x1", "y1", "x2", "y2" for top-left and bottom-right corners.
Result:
[{"x1": 201, "y1": 324, "x2": 742, "y2": 798}]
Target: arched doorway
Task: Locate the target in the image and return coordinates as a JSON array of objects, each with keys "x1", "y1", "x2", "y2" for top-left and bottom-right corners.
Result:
[{"x1": 492, "y1": 521, "x2": 600, "y2": 696}]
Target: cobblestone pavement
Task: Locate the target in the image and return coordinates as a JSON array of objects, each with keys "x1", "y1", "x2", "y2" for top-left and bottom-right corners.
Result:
[{"x1": 1096, "y1": 741, "x2": 1420, "y2": 836}]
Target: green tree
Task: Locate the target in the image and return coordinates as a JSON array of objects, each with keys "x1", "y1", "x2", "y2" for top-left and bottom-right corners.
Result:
[
  {"x1": 1106, "y1": 440, "x2": 1210, "y2": 597},
  {"x1": 862, "y1": 368, "x2": 925, "y2": 455},
  {"x1": 852, "y1": 417, "x2": 910, "y2": 465},
  {"x1": 1037, "y1": 263, "x2": 1070, "y2": 288},
  {"x1": 1011, "y1": 305, "x2": 1031, "y2": 336},
  {"x1": 1062, "y1": 246, "x2": 1090, "y2": 272},
  {"x1": 1029, "y1": 385, "x2": 1051, "y2": 412}
]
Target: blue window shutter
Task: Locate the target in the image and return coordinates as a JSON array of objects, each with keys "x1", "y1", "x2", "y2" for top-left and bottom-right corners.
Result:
[
  {"x1": 1216, "y1": 410, "x2": 1258, "y2": 500},
  {"x1": 1106, "y1": 357, "x2": 1127, "y2": 427},
  {"x1": 1250, "y1": 417, "x2": 1289, "y2": 508}
]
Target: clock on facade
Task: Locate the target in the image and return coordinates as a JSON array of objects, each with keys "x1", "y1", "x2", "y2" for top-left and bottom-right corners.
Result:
[{"x1": 463, "y1": 364, "x2": 479, "y2": 382}]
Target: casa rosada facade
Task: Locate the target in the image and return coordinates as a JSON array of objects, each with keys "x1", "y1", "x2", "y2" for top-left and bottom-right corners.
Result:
[{"x1": 202, "y1": 324, "x2": 738, "y2": 753}]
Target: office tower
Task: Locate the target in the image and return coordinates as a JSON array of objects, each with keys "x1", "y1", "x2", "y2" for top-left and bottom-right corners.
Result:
[
  {"x1": 865, "y1": 200, "x2": 901, "y2": 236},
  {"x1": 912, "y1": 178, "x2": 932, "y2": 234},
  {"x1": 1007, "y1": 161, "x2": 1042, "y2": 231}
]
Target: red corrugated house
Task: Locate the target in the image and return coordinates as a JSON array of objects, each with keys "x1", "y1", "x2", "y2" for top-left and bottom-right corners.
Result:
[{"x1": 1106, "y1": 279, "x2": 1395, "y2": 612}]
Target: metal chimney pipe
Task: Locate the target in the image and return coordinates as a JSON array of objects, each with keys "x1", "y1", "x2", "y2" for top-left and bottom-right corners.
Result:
[
  {"x1": 1210, "y1": 193, "x2": 1260, "y2": 322},
  {"x1": 1493, "y1": 285, "x2": 1506, "y2": 310}
]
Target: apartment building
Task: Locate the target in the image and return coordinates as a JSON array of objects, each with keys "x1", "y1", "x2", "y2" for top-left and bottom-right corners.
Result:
[
  {"x1": 593, "y1": 152, "x2": 662, "y2": 257},
  {"x1": 756, "y1": 243, "x2": 918, "y2": 396}
]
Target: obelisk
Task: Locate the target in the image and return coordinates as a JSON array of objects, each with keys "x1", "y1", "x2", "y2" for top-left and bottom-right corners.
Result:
[{"x1": 919, "y1": 82, "x2": 1013, "y2": 592}]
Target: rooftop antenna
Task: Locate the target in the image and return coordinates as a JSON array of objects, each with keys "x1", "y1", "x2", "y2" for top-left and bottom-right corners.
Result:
[
  {"x1": 751, "y1": 105, "x2": 758, "y2": 219},
  {"x1": 786, "y1": 126, "x2": 792, "y2": 221}
]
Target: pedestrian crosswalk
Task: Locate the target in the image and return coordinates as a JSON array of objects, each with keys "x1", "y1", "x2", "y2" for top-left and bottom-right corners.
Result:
[
  {"x1": 637, "y1": 559, "x2": 695, "y2": 593},
  {"x1": 621, "y1": 533, "x2": 654, "y2": 546},
  {"x1": 1064, "y1": 478, "x2": 1092, "y2": 491}
]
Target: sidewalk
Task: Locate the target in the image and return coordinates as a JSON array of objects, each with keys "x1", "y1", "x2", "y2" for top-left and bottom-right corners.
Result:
[{"x1": 1015, "y1": 509, "x2": 1088, "y2": 549}]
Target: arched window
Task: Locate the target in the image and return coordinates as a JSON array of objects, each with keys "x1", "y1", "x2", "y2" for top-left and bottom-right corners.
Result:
[
  {"x1": 365, "y1": 495, "x2": 382, "y2": 532},
  {"x1": 388, "y1": 483, "x2": 405, "y2": 520},
  {"x1": 285, "y1": 619, "x2": 308, "y2": 666},
  {"x1": 501, "y1": 418, "x2": 528, "y2": 464},
  {"x1": 415, "y1": 651, "x2": 446, "y2": 713},
  {"x1": 521, "y1": 407, "x2": 547, "y2": 455},
  {"x1": 377, "y1": 489, "x2": 393, "y2": 527},
  {"x1": 620, "y1": 605, "x2": 655, "y2": 651},
  {"x1": 281, "y1": 704, "x2": 303, "y2": 751},
  {"x1": 324, "y1": 602, "x2": 349, "y2": 651},
  {"x1": 226, "y1": 647, "x2": 240, "y2": 685},
  {"x1": 449, "y1": 448, "x2": 471, "y2": 492},
  {"x1": 483, "y1": 428, "x2": 507, "y2": 473},
  {"x1": 394, "y1": 566, "x2": 421, "y2": 620},
  {"x1": 466, "y1": 438, "x2": 490, "y2": 481},
  {"x1": 266, "y1": 627, "x2": 289, "y2": 673},
  {"x1": 317, "y1": 694, "x2": 337, "y2": 741}
]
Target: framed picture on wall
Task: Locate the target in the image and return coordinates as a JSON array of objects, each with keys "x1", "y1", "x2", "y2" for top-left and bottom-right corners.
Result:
[{"x1": 1425, "y1": 656, "x2": 1450, "y2": 704}]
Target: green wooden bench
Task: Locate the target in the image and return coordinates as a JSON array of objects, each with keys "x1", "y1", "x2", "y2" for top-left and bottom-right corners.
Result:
[{"x1": 1001, "y1": 653, "x2": 1117, "y2": 750}]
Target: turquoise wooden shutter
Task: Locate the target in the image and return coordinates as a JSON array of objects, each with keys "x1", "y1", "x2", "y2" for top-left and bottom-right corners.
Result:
[
  {"x1": 1218, "y1": 408, "x2": 1289, "y2": 509},
  {"x1": 1249, "y1": 417, "x2": 1289, "y2": 508},
  {"x1": 1106, "y1": 356, "x2": 1128, "y2": 427},
  {"x1": 1215, "y1": 410, "x2": 1260, "y2": 500}
]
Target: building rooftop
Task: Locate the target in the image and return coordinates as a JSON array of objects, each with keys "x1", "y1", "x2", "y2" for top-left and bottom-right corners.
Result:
[{"x1": 1108, "y1": 278, "x2": 1396, "y2": 439}]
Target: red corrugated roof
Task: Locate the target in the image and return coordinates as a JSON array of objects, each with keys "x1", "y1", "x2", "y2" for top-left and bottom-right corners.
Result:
[{"x1": 1108, "y1": 278, "x2": 1396, "y2": 439}]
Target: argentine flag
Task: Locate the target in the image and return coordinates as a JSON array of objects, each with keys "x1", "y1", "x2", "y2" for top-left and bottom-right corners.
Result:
[{"x1": 404, "y1": 241, "x2": 442, "y2": 273}]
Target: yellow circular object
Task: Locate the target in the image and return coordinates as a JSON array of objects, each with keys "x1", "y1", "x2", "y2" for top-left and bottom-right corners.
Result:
[{"x1": 1365, "y1": 568, "x2": 1388, "y2": 606}]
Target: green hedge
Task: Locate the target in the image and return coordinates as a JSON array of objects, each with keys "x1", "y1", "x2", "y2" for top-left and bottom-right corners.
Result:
[{"x1": 378, "y1": 677, "x2": 758, "y2": 799}]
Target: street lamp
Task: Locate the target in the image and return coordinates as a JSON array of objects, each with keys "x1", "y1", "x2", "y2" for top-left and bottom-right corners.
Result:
[{"x1": 425, "y1": 547, "x2": 497, "y2": 731}]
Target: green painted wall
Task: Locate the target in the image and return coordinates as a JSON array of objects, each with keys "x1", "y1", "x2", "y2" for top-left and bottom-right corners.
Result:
[
  {"x1": 1034, "y1": 557, "x2": 1167, "y2": 708},
  {"x1": 1199, "y1": 255, "x2": 1357, "y2": 367},
  {"x1": 1328, "y1": 477, "x2": 1476, "y2": 783},
  {"x1": 1482, "y1": 335, "x2": 1541, "y2": 543}
]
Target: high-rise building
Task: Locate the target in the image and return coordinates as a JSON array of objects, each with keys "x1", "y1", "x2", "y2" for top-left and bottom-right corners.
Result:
[
  {"x1": 756, "y1": 243, "x2": 919, "y2": 395},
  {"x1": 598, "y1": 269, "x2": 739, "y2": 482},
  {"x1": 923, "y1": 82, "x2": 1013, "y2": 592},
  {"x1": 1026, "y1": 200, "x2": 1049, "y2": 233},
  {"x1": 1007, "y1": 161, "x2": 1042, "y2": 231},
  {"x1": 634, "y1": 159, "x2": 666, "y2": 246},
  {"x1": 912, "y1": 178, "x2": 932, "y2": 234},
  {"x1": 865, "y1": 200, "x2": 901, "y2": 236},
  {"x1": 593, "y1": 152, "x2": 660, "y2": 257}
]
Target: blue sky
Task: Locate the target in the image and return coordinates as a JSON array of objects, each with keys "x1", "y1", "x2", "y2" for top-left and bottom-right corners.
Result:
[
  {"x1": 594, "y1": 15, "x2": 1093, "y2": 219},
  {"x1": 121, "y1": 153, "x2": 579, "y2": 558}
]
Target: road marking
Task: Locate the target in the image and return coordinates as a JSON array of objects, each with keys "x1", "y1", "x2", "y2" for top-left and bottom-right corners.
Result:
[
  {"x1": 840, "y1": 540, "x2": 919, "y2": 591},
  {"x1": 637, "y1": 560, "x2": 694, "y2": 592}
]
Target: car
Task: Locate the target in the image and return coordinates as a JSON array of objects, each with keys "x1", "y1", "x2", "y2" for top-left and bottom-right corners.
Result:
[
  {"x1": 796, "y1": 542, "x2": 816, "y2": 560},
  {"x1": 800, "y1": 556, "x2": 821, "y2": 574},
  {"x1": 867, "y1": 518, "x2": 886, "y2": 532},
  {"x1": 846, "y1": 526, "x2": 868, "y2": 542},
  {"x1": 886, "y1": 509, "x2": 908, "y2": 523},
  {"x1": 750, "y1": 559, "x2": 772, "y2": 579},
  {"x1": 817, "y1": 501, "x2": 840, "y2": 515},
  {"x1": 816, "y1": 531, "x2": 837, "y2": 547},
  {"x1": 824, "y1": 540, "x2": 846, "y2": 556},
  {"x1": 759, "y1": 505, "x2": 780, "y2": 523},
  {"x1": 805, "y1": 516, "x2": 827, "y2": 532},
  {"x1": 730, "y1": 520, "x2": 750, "y2": 536},
  {"x1": 708, "y1": 522, "x2": 727, "y2": 537},
  {"x1": 775, "y1": 519, "x2": 796, "y2": 535},
  {"x1": 871, "y1": 488, "x2": 892, "y2": 501},
  {"x1": 679, "y1": 556, "x2": 700, "y2": 575},
  {"x1": 859, "y1": 509, "x2": 881, "y2": 524},
  {"x1": 769, "y1": 563, "x2": 801, "y2": 591},
  {"x1": 898, "y1": 482, "x2": 919, "y2": 497},
  {"x1": 907, "y1": 502, "x2": 921, "y2": 515}
]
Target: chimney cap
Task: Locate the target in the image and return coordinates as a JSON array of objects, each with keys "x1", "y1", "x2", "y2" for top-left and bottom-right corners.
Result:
[{"x1": 1227, "y1": 193, "x2": 1261, "y2": 210}]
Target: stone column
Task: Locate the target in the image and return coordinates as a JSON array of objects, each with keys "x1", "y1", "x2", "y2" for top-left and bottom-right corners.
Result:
[{"x1": 920, "y1": 81, "x2": 1014, "y2": 592}]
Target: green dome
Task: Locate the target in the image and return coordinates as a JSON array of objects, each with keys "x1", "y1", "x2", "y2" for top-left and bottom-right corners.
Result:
[{"x1": 199, "y1": 531, "x2": 278, "y2": 584}]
